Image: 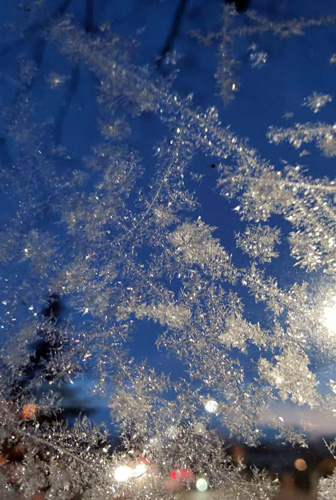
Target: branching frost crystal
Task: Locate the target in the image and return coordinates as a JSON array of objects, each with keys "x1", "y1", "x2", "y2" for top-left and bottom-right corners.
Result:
[{"x1": 0, "y1": 1, "x2": 335, "y2": 498}]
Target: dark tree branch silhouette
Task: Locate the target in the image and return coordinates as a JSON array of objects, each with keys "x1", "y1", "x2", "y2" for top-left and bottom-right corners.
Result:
[{"x1": 156, "y1": 0, "x2": 189, "y2": 68}]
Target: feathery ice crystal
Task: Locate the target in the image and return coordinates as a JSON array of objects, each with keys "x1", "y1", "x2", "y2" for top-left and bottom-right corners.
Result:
[{"x1": 0, "y1": 0, "x2": 336, "y2": 498}]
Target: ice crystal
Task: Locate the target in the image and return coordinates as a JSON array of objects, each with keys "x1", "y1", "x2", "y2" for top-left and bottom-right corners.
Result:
[
  {"x1": 258, "y1": 348, "x2": 319, "y2": 407},
  {"x1": 215, "y1": 5, "x2": 241, "y2": 105},
  {"x1": 0, "y1": 0, "x2": 336, "y2": 498},
  {"x1": 248, "y1": 44, "x2": 268, "y2": 69},
  {"x1": 303, "y1": 92, "x2": 332, "y2": 113},
  {"x1": 318, "y1": 470, "x2": 336, "y2": 499},
  {"x1": 235, "y1": 225, "x2": 280, "y2": 263},
  {"x1": 330, "y1": 53, "x2": 336, "y2": 65},
  {"x1": 194, "y1": 6, "x2": 336, "y2": 104},
  {"x1": 268, "y1": 122, "x2": 336, "y2": 156},
  {"x1": 45, "y1": 71, "x2": 68, "y2": 90}
]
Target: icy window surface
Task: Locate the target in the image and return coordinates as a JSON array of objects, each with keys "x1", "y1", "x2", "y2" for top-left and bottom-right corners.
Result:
[{"x1": 0, "y1": 0, "x2": 336, "y2": 498}]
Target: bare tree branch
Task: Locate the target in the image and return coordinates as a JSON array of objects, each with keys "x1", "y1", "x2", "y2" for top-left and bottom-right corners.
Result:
[
  {"x1": 0, "y1": 0, "x2": 74, "y2": 58},
  {"x1": 85, "y1": 0, "x2": 95, "y2": 33},
  {"x1": 156, "y1": 0, "x2": 189, "y2": 69},
  {"x1": 54, "y1": 66, "x2": 80, "y2": 147}
]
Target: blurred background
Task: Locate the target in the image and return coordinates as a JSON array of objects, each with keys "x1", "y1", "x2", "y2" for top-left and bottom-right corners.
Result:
[{"x1": 1, "y1": 0, "x2": 336, "y2": 497}]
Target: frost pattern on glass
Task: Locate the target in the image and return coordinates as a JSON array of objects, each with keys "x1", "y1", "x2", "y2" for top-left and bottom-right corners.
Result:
[
  {"x1": 268, "y1": 122, "x2": 336, "y2": 157},
  {"x1": 0, "y1": 1, "x2": 335, "y2": 499}
]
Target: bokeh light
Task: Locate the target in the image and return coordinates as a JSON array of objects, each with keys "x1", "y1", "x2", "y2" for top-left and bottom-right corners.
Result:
[
  {"x1": 322, "y1": 295, "x2": 336, "y2": 336},
  {"x1": 204, "y1": 399, "x2": 218, "y2": 413},
  {"x1": 294, "y1": 458, "x2": 307, "y2": 471},
  {"x1": 114, "y1": 465, "x2": 133, "y2": 482},
  {"x1": 133, "y1": 463, "x2": 147, "y2": 478},
  {"x1": 196, "y1": 477, "x2": 208, "y2": 492}
]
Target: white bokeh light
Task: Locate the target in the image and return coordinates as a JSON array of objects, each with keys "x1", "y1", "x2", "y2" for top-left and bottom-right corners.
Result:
[
  {"x1": 196, "y1": 477, "x2": 208, "y2": 492},
  {"x1": 114, "y1": 465, "x2": 133, "y2": 482},
  {"x1": 322, "y1": 295, "x2": 336, "y2": 336},
  {"x1": 204, "y1": 399, "x2": 218, "y2": 413},
  {"x1": 133, "y1": 463, "x2": 147, "y2": 478}
]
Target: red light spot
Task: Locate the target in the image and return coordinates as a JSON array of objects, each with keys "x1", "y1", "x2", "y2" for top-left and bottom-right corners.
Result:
[
  {"x1": 170, "y1": 470, "x2": 178, "y2": 481},
  {"x1": 181, "y1": 468, "x2": 194, "y2": 480},
  {"x1": 170, "y1": 468, "x2": 194, "y2": 481}
]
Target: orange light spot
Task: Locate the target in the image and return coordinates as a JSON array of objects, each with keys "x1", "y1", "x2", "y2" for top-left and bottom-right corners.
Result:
[
  {"x1": 0, "y1": 455, "x2": 6, "y2": 466},
  {"x1": 294, "y1": 458, "x2": 307, "y2": 471},
  {"x1": 22, "y1": 403, "x2": 36, "y2": 420}
]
